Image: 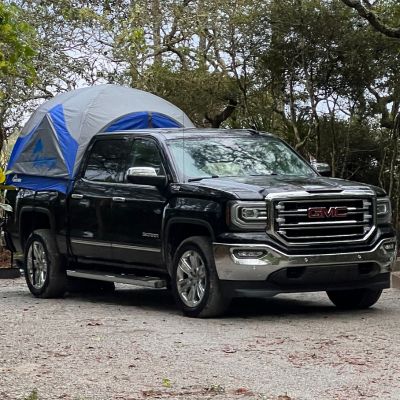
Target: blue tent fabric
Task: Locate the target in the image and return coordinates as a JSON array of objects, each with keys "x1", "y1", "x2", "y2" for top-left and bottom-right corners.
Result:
[
  {"x1": 105, "y1": 111, "x2": 151, "y2": 131},
  {"x1": 49, "y1": 104, "x2": 78, "y2": 177},
  {"x1": 105, "y1": 111, "x2": 182, "y2": 132},
  {"x1": 6, "y1": 174, "x2": 70, "y2": 194},
  {"x1": 151, "y1": 113, "x2": 181, "y2": 128}
]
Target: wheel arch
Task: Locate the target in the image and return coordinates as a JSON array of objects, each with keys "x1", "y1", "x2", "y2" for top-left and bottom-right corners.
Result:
[
  {"x1": 163, "y1": 218, "x2": 215, "y2": 276},
  {"x1": 19, "y1": 207, "x2": 55, "y2": 249}
]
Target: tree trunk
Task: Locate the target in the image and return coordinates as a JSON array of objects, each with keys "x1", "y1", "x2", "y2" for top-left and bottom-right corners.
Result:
[
  {"x1": 152, "y1": 0, "x2": 162, "y2": 68},
  {"x1": 388, "y1": 112, "x2": 400, "y2": 198}
]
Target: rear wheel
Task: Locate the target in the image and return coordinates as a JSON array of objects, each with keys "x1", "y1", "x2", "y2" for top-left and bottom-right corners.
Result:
[
  {"x1": 172, "y1": 236, "x2": 230, "y2": 318},
  {"x1": 24, "y1": 229, "x2": 67, "y2": 298},
  {"x1": 327, "y1": 288, "x2": 383, "y2": 309}
]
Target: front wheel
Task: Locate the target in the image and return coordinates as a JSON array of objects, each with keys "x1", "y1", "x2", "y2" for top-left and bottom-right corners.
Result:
[
  {"x1": 24, "y1": 229, "x2": 67, "y2": 298},
  {"x1": 171, "y1": 236, "x2": 230, "y2": 318},
  {"x1": 327, "y1": 288, "x2": 383, "y2": 310}
]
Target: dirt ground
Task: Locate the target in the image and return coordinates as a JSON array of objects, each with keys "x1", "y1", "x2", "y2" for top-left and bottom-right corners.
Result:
[
  {"x1": 0, "y1": 249, "x2": 12, "y2": 268},
  {"x1": 1, "y1": 277, "x2": 400, "y2": 400}
]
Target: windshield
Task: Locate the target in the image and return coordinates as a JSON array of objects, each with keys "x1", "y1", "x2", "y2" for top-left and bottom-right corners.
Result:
[{"x1": 167, "y1": 136, "x2": 316, "y2": 181}]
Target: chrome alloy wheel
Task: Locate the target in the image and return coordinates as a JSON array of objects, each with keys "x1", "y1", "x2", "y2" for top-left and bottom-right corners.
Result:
[
  {"x1": 176, "y1": 250, "x2": 207, "y2": 307},
  {"x1": 27, "y1": 241, "x2": 48, "y2": 289}
]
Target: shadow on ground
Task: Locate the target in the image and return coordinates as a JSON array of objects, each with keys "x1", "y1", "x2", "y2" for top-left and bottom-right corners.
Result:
[{"x1": 62, "y1": 285, "x2": 381, "y2": 320}]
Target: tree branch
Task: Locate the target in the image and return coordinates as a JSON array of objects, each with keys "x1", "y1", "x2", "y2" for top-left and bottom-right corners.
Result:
[
  {"x1": 205, "y1": 98, "x2": 238, "y2": 128},
  {"x1": 341, "y1": 0, "x2": 400, "y2": 38}
]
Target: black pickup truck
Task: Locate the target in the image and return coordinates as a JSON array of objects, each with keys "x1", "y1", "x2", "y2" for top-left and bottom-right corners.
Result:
[{"x1": 3, "y1": 129, "x2": 397, "y2": 317}]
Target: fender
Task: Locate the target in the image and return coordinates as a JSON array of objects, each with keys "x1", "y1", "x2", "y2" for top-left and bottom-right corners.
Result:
[
  {"x1": 19, "y1": 206, "x2": 56, "y2": 243},
  {"x1": 162, "y1": 217, "x2": 215, "y2": 273}
]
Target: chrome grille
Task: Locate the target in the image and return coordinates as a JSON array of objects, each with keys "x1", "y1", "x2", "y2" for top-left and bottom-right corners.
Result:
[{"x1": 273, "y1": 197, "x2": 375, "y2": 245}]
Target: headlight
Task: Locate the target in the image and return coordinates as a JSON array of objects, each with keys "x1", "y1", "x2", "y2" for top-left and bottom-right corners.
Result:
[
  {"x1": 229, "y1": 201, "x2": 267, "y2": 230},
  {"x1": 377, "y1": 197, "x2": 392, "y2": 222}
]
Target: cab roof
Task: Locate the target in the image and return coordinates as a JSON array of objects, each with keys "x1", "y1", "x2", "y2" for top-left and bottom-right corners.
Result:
[{"x1": 97, "y1": 128, "x2": 276, "y2": 141}]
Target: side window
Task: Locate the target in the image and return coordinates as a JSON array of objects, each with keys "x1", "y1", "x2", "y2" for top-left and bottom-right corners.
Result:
[
  {"x1": 84, "y1": 139, "x2": 129, "y2": 183},
  {"x1": 128, "y1": 139, "x2": 166, "y2": 176}
]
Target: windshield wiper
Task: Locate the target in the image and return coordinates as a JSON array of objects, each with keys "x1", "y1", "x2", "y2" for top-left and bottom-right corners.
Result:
[
  {"x1": 187, "y1": 175, "x2": 219, "y2": 182},
  {"x1": 249, "y1": 173, "x2": 278, "y2": 176}
]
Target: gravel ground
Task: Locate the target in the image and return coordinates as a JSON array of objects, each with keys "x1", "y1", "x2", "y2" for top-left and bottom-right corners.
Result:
[{"x1": 1, "y1": 277, "x2": 400, "y2": 400}]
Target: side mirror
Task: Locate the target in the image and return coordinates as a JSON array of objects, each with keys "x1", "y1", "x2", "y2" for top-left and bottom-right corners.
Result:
[
  {"x1": 313, "y1": 162, "x2": 331, "y2": 177},
  {"x1": 126, "y1": 167, "x2": 167, "y2": 188}
]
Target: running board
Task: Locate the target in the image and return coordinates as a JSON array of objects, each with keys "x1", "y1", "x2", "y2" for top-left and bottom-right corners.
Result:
[{"x1": 66, "y1": 270, "x2": 167, "y2": 289}]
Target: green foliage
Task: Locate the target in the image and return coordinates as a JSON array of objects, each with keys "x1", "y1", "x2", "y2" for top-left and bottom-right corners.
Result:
[{"x1": 0, "y1": 2, "x2": 35, "y2": 81}]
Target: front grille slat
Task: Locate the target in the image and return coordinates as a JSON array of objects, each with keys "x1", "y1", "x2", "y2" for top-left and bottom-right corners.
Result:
[
  {"x1": 277, "y1": 233, "x2": 364, "y2": 240},
  {"x1": 279, "y1": 222, "x2": 367, "y2": 229},
  {"x1": 273, "y1": 197, "x2": 375, "y2": 245}
]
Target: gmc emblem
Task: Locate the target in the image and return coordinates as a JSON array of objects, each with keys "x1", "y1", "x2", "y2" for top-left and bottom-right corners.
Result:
[{"x1": 307, "y1": 207, "x2": 348, "y2": 219}]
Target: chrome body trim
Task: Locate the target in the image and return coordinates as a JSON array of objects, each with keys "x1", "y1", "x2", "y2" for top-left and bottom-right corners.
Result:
[
  {"x1": 213, "y1": 238, "x2": 397, "y2": 281},
  {"x1": 265, "y1": 189, "x2": 377, "y2": 246},
  {"x1": 71, "y1": 239, "x2": 110, "y2": 247},
  {"x1": 112, "y1": 243, "x2": 160, "y2": 253},
  {"x1": 70, "y1": 239, "x2": 160, "y2": 253}
]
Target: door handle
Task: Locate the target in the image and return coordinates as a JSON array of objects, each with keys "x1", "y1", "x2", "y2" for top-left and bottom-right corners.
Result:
[
  {"x1": 112, "y1": 197, "x2": 126, "y2": 202},
  {"x1": 71, "y1": 194, "x2": 84, "y2": 199}
]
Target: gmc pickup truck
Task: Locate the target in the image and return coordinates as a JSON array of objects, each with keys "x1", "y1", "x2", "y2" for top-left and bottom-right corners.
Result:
[{"x1": 3, "y1": 128, "x2": 397, "y2": 317}]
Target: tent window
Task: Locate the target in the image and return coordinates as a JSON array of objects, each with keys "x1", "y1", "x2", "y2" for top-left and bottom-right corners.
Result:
[{"x1": 84, "y1": 139, "x2": 129, "y2": 183}]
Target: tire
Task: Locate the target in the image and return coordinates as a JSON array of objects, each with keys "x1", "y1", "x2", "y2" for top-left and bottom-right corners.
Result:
[
  {"x1": 67, "y1": 277, "x2": 115, "y2": 294},
  {"x1": 171, "y1": 236, "x2": 230, "y2": 318},
  {"x1": 327, "y1": 288, "x2": 383, "y2": 310},
  {"x1": 24, "y1": 229, "x2": 67, "y2": 298}
]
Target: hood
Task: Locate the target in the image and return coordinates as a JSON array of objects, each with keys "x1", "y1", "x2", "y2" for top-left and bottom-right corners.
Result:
[{"x1": 182, "y1": 175, "x2": 386, "y2": 200}]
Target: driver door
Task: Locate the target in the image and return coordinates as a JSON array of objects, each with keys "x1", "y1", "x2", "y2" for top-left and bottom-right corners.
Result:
[{"x1": 109, "y1": 138, "x2": 168, "y2": 268}]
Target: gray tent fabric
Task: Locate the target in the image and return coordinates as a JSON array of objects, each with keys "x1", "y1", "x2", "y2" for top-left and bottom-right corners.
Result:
[{"x1": 7, "y1": 84, "x2": 194, "y2": 193}]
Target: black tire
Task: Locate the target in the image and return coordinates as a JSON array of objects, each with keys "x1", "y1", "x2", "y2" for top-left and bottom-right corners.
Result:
[
  {"x1": 171, "y1": 236, "x2": 230, "y2": 318},
  {"x1": 327, "y1": 288, "x2": 383, "y2": 310},
  {"x1": 24, "y1": 229, "x2": 67, "y2": 298},
  {"x1": 67, "y1": 277, "x2": 115, "y2": 294}
]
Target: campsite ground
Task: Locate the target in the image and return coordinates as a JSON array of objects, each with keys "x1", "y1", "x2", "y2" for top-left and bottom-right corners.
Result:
[
  {"x1": 0, "y1": 250, "x2": 12, "y2": 269},
  {"x1": 1, "y1": 277, "x2": 400, "y2": 400}
]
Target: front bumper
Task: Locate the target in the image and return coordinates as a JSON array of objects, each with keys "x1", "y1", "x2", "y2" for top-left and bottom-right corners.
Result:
[{"x1": 213, "y1": 238, "x2": 397, "y2": 282}]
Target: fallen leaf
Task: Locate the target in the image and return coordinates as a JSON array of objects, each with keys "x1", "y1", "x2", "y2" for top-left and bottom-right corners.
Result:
[{"x1": 162, "y1": 378, "x2": 172, "y2": 388}]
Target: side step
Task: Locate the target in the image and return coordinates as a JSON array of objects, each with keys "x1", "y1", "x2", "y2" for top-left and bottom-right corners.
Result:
[{"x1": 66, "y1": 270, "x2": 167, "y2": 289}]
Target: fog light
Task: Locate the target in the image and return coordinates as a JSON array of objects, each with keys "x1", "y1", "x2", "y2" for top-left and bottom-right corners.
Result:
[
  {"x1": 234, "y1": 250, "x2": 266, "y2": 259},
  {"x1": 383, "y1": 243, "x2": 396, "y2": 251}
]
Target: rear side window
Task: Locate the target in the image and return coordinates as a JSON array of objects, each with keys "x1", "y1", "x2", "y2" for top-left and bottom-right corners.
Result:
[{"x1": 83, "y1": 139, "x2": 129, "y2": 182}]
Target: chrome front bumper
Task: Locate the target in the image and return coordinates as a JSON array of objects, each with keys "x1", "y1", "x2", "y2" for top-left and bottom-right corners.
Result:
[{"x1": 213, "y1": 238, "x2": 397, "y2": 281}]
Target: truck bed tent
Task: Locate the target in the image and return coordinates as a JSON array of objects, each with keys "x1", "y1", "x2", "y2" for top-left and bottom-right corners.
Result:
[{"x1": 6, "y1": 84, "x2": 194, "y2": 193}]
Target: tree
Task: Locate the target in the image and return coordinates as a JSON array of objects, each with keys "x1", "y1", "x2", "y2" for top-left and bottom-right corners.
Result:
[
  {"x1": 1, "y1": 0, "x2": 113, "y2": 153},
  {"x1": 101, "y1": 0, "x2": 259, "y2": 127},
  {"x1": 0, "y1": 2, "x2": 36, "y2": 152}
]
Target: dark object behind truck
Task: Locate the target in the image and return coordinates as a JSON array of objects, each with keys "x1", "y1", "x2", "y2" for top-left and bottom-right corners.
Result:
[{"x1": 3, "y1": 129, "x2": 397, "y2": 317}]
